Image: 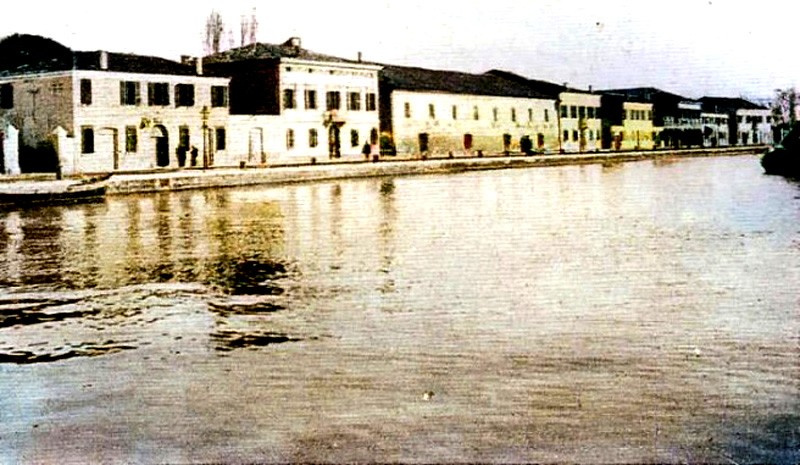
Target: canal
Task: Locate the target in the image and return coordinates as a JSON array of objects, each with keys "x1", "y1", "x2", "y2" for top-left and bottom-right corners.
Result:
[{"x1": 0, "y1": 155, "x2": 798, "y2": 463}]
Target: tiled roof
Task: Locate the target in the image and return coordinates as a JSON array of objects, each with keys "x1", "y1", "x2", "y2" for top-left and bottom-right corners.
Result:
[
  {"x1": 73, "y1": 51, "x2": 196, "y2": 75},
  {"x1": 0, "y1": 33, "x2": 197, "y2": 77},
  {"x1": 484, "y1": 69, "x2": 597, "y2": 97},
  {"x1": 204, "y1": 39, "x2": 363, "y2": 65},
  {"x1": 699, "y1": 96, "x2": 766, "y2": 112},
  {"x1": 380, "y1": 65, "x2": 553, "y2": 100}
]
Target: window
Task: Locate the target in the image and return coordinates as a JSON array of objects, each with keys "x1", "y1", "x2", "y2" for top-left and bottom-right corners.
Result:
[
  {"x1": 125, "y1": 126, "x2": 137, "y2": 153},
  {"x1": 366, "y1": 93, "x2": 376, "y2": 111},
  {"x1": 544, "y1": 109, "x2": 549, "y2": 122},
  {"x1": 326, "y1": 91, "x2": 341, "y2": 110},
  {"x1": 309, "y1": 128, "x2": 318, "y2": 148},
  {"x1": 216, "y1": 127, "x2": 226, "y2": 151},
  {"x1": 587, "y1": 107, "x2": 595, "y2": 119},
  {"x1": 563, "y1": 130, "x2": 569, "y2": 141},
  {"x1": 179, "y1": 126, "x2": 190, "y2": 148},
  {"x1": 429, "y1": 103, "x2": 436, "y2": 119},
  {"x1": 305, "y1": 89, "x2": 317, "y2": 109},
  {"x1": 80, "y1": 79, "x2": 92, "y2": 105},
  {"x1": 119, "y1": 81, "x2": 140, "y2": 106},
  {"x1": 528, "y1": 108, "x2": 533, "y2": 122},
  {"x1": 211, "y1": 86, "x2": 228, "y2": 107},
  {"x1": 452, "y1": 105, "x2": 458, "y2": 120},
  {"x1": 473, "y1": 106, "x2": 479, "y2": 120},
  {"x1": 148, "y1": 82, "x2": 170, "y2": 106},
  {"x1": 81, "y1": 126, "x2": 94, "y2": 154},
  {"x1": 175, "y1": 84, "x2": 195, "y2": 107},
  {"x1": 283, "y1": 89, "x2": 296, "y2": 109},
  {"x1": 0, "y1": 83, "x2": 12, "y2": 109},
  {"x1": 570, "y1": 106, "x2": 577, "y2": 118},
  {"x1": 347, "y1": 92, "x2": 361, "y2": 111},
  {"x1": 560, "y1": 105, "x2": 567, "y2": 118},
  {"x1": 493, "y1": 107, "x2": 499, "y2": 122},
  {"x1": 511, "y1": 108, "x2": 517, "y2": 122},
  {"x1": 350, "y1": 129, "x2": 359, "y2": 147},
  {"x1": 286, "y1": 129, "x2": 295, "y2": 149},
  {"x1": 572, "y1": 130, "x2": 578, "y2": 141},
  {"x1": 578, "y1": 106, "x2": 585, "y2": 119},
  {"x1": 404, "y1": 102, "x2": 411, "y2": 118}
]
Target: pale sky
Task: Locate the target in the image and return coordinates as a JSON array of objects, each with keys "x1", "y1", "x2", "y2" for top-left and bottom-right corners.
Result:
[{"x1": 2, "y1": 0, "x2": 797, "y2": 100}]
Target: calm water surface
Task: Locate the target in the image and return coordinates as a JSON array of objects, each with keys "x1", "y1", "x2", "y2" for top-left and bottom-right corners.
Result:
[{"x1": 0, "y1": 155, "x2": 798, "y2": 463}]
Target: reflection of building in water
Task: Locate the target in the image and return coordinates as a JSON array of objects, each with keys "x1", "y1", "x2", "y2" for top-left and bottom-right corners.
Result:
[{"x1": 0, "y1": 192, "x2": 287, "y2": 290}]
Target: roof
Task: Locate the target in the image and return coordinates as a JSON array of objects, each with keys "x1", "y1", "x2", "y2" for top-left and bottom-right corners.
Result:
[
  {"x1": 380, "y1": 65, "x2": 553, "y2": 100},
  {"x1": 0, "y1": 33, "x2": 197, "y2": 77},
  {"x1": 485, "y1": 69, "x2": 597, "y2": 97},
  {"x1": 599, "y1": 87, "x2": 697, "y2": 105},
  {"x1": 699, "y1": 96, "x2": 766, "y2": 113},
  {"x1": 204, "y1": 38, "x2": 366, "y2": 66}
]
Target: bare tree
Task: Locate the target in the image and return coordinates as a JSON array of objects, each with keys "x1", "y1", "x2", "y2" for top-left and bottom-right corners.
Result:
[
  {"x1": 239, "y1": 7, "x2": 259, "y2": 47},
  {"x1": 772, "y1": 87, "x2": 797, "y2": 136},
  {"x1": 204, "y1": 10, "x2": 225, "y2": 55}
]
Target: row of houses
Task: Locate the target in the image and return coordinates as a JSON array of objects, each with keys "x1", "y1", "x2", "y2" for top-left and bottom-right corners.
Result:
[{"x1": 0, "y1": 33, "x2": 774, "y2": 175}]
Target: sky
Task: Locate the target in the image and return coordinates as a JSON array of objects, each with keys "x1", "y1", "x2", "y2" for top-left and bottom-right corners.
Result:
[{"x1": 1, "y1": 0, "x2": 798, "y2": 100}]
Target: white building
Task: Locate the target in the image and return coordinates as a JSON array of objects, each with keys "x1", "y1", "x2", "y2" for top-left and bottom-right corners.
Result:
[
  {"x1": 701, "y1": 112, "x2": 730, "y2": 147},
  {"x1": 0, "y1": 34, "x2": 230, "y2": 174},
  {"x1": 379, "y1": 66, "x2": 559, "y2": 156},
  {"x1": 700, "y1": 97, "x2": 773, "y2": 146},
  {"x1": 205, "y1": 38, "x2": 382, "y2": 165}
]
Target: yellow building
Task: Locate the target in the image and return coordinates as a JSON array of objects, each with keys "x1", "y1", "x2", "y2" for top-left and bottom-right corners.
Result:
[
  {"x1": 600, "y1": 93, "x2": 657, "y2": 150},
  {"x1": 559, "y1": 91, "x2": 602, "y2": 152}
]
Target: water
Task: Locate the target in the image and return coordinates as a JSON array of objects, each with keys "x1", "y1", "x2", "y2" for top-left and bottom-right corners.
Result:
[{"x1": 0, "y1": 155, "x2": 798, "y2": 463}]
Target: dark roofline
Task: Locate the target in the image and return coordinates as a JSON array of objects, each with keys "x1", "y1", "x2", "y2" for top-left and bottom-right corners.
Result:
[
  {"x1": 699, "y1": 96, "x2": 766, "y2": 111},
  {"x1": 378, "y1": 64, "x2": 554, "y2": 100}
]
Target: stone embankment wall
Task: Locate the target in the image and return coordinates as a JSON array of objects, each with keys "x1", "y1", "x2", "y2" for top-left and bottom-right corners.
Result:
[{"x1": 102, "y1": 146, "x2": 763, "y2": 195}]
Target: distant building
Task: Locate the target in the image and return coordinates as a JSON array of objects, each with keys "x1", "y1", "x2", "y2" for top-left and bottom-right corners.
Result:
[
  {"x1": 0, "y1": 34, "x2": 230, "y2": 174},
  {"x1": 205, "y1": 38, "x2": 382, "y2": 164},
  {"x1": 700, "y1": 112, "x2": 729, "y2": 147},
  {"x1": 699, "y1": 97, "x2": 772, "y2": 146},
  {"x1": 601, "y1": 87, "x2": 703, "y2": 149},
  {"x1": 600, "y1": 93, "x2": 657, "y2": 150},
  {"x1": 378, "y1": 66, "x2": 559, "y2": 157},
  {"x1": 486, "y1": 71, "x2": 601, "y2": 153}
]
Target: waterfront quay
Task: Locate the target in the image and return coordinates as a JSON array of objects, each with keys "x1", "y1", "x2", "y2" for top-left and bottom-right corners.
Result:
[{"x1": 0, "y1": 145, "x2": 761, "y2": 196}]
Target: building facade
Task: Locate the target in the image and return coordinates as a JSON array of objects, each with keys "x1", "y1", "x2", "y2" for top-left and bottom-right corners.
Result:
[
  {"x1": 0, "y1": 35, "x2": 231, "y2": 174},
  {"x1": 205, "y1": 38, "x2": 382, "y2": 164},
  {"x1": 699, "y1": 97, "x2": 773, "y2": 146},
  {"x1": 700, "y1": 112, "x2": 729, "y2": 147},
  {"x1": 379, "y1": 66, "x2": 559, "y2": 157},
  {"x1": 600, "y1": 93, "x2": 657, "y2": 150}
]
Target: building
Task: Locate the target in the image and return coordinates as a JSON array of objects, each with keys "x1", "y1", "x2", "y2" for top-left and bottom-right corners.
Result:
[
  {"x1": 601, "y1": 87, "x2": 703, "y2": 149},
  {"x1": 600, "y1": 92, "x2": 657, "y2": 150},
  {"x1": 700, "y1": 112, "x2": 729, "y2": 147},
  {"x1": 699, "y1": 97, "x2": 773, "y2": 146},
  {"x1": 486, "y1": 70, "x2": 601, "y2": 153},
  {"x1": 378, "y1": 66, "x2": 559, "y2": 157},
  {"x1": 0, "y1": 34, "x2": 230, "y2": 174},
  {"x1": 204, "y1": 38, "x2": 382, "y2": 164}
]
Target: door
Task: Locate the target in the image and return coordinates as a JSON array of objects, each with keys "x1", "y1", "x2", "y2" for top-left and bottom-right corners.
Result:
[
  {"x1": 418, "y1": 133, "x2": 429, "y2": 154},
  {"x1": 328, "y1": 125, "x2": 341, "y2": 158},
  {"x1": 154, "y1": 125, "x2": 170, "y2": 167},
  {"x1": 248, "y1": 128, "x2": 263, "y2": 164}
]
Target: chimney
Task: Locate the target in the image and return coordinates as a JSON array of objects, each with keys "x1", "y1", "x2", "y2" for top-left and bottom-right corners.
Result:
[
  {"x1": 357, "y1": 51, "x2": 362, "y2": 63},
  {"x1": 588, "y1": 85, "x2": 593, "y2": 93},
  {"x1": 195, "y1": 56, "x2": 203, "y2": 76},
  {"x1": 99, "y1": 51, "x2": 108, "y2": 70}
]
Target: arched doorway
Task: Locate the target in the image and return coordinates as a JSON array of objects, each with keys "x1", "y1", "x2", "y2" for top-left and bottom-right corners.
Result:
[
  {"x1": 328, "y1": 124, "x2": 342, "y2": 158},
  {"x1": 153, "y1": 125, "x2": 169, "y2": 167}
]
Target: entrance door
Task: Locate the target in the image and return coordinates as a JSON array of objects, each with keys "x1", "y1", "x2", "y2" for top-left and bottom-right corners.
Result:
[
  {"x1": 328, "y1": 125, "x2": 341, "y2": 158},
  {"x1": 418, "y1": 133, "x2": 429, "y2": 154},
  {"x1": 248, "y1": 128, "x2": 263, "y2": 163},
  {"x1": 154, "y1": 125, "x2": 170, "y2": 167},
  {"x1": 520, "y1": 135, "x2": 532, "y2": 155}
]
